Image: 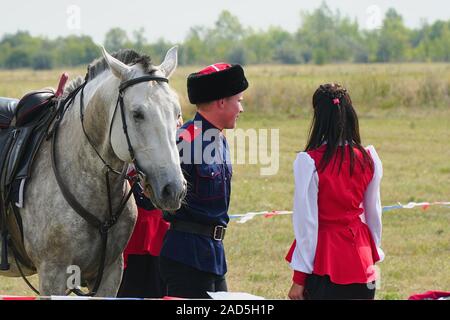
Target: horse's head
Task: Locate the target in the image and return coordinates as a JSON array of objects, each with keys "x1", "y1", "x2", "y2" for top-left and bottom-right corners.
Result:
[{"x1": 101, "y1": 47, "x2": 186, "y2": 211}]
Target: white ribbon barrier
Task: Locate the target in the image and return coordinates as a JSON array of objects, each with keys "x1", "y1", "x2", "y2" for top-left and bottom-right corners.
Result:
[{"x1": 229, "y1": 201, "x2": 450, "y2": 224}]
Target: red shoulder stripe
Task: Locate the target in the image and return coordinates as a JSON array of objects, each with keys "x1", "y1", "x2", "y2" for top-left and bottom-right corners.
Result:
[{"x1": 179, "y1": 123, "x2": 201, "y2": 143}]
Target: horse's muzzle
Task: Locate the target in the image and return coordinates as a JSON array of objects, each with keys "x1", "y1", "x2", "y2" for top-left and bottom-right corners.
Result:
[{"x1": 145, "y1": 179, "x2": 186, "y2": 211}]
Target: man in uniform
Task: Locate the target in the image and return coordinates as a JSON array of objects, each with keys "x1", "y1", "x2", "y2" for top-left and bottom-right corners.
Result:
[{"x1": 159, "y1": 63, "x2": 249, "y2": 298}]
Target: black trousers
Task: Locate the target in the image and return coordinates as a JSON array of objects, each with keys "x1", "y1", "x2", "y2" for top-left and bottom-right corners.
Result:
[
  {"x1": 305, "y1": 274, "x2": 376, "y2": 300},
  {"x1": 159, "y1": 256, "x2": 227, "y2": 299},
  {"x1": 117, "y1": 254, "x2": 165, "y2": 298}
]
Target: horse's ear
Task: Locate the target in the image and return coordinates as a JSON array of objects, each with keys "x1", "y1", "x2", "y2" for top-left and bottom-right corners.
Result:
[
  {"x1": 158, "y1": 46, "x2": 178, "y2": 79},
  {"x1": 101, "y1": 46, "x2": 132, "y2": 80}
]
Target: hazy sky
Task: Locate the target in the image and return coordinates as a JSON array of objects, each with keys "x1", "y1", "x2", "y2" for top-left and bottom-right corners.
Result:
[{"x1": 1, "y1": 0, "x2": 449, "y2": 44}]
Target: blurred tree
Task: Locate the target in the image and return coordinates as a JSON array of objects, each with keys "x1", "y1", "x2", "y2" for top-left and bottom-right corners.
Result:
[
  {"x1": 104, "y1": 27, "x2": 130, "y2": 52},
  {"x1": 0, "y1": 4, "x2": 449, "y2": 69},
  {"x1": 296, "y1": 2, "x2": 365, "y2": 64},
  {"x1": 133, "y1": 27, "x2": 147, "y2": 51},
  {"x1": 227, "y1": 46, "x2": 247, "y2": 65},
  {"x1": 212, "y1": 10, "x2": 246, "y2": 42},
  {"x1": 242, "y1": 31, "x2": 272, "y2": 64},
  {"x1": 377, "y1": 8, "x2": 410, "y2": 62},
  {"x1": 268, "y1": 28, "x2": 301, "y2": 64},
  {"x1": 207, "y1": 10, "x2": 247, "y2": 61},
  {"x1": 32, "y1": 52, "x2": 54, "y2": 70},
  {"x1": 147, "y1": 38, "x2": 174, "y2": 64},
  {"x1": 432, "y1": 21, "x2": 450, "y2": 61},
  {"x1": 4, "y1": 48, "x2": 31, "y2": 69},
  {"x1": 179, "y1": 26, "x2": 207, "y2": 65}
]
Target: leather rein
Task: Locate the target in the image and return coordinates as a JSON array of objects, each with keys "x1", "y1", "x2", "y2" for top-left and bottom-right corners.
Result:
[{"x1": 43, "y1": 74, "x2": 168, "y2": 296}]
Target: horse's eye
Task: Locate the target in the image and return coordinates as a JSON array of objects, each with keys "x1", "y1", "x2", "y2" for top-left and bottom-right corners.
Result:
[{"x1": 133, "y1": 111, "x2": 145, "y2": 121}]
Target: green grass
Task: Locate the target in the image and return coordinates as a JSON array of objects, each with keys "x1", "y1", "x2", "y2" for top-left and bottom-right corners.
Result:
[{"x1": 0, "y1": 64, "x2": 449, "y2": 299}]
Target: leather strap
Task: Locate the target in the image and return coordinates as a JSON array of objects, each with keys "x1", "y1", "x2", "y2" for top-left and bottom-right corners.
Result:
[
  {"x1": 119, "y1": 76, "x2": 168, "y2": 92},
  {"x1": 170, "y1": 220, "x2": 227, "y2": 241}
]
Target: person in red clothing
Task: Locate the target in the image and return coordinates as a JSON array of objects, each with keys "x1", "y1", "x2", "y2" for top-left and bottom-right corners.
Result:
[
  {"x1": 117, "y1": 116, "x2": 183, "y2": 298},
  {"x1": 116, "y1": 172, "x2": 169, "y2": 298},
  {"x1": 286, "y1": 83, "x2": 384, "y2": 300}
]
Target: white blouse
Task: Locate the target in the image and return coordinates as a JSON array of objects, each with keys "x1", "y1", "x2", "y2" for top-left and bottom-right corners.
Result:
[{"x1": 289, "y1": 145, "x2": 384, "y2": 274}]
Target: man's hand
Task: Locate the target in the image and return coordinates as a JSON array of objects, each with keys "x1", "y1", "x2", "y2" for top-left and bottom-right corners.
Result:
[{"x1": 288, "y1": 283, "x2": 305, "y2": 300}]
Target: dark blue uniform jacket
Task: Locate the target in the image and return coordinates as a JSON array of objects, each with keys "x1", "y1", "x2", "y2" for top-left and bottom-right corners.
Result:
[{"x1": 160, "y1": 112, "x2": 232, "y2": 276}]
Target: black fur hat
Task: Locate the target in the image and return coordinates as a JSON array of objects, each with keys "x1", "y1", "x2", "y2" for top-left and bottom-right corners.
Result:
[{"x1": 187, "y1": 64, "x2": 249, "y2": 104}]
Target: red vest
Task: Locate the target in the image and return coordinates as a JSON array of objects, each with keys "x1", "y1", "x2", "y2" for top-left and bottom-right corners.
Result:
[{"x1": 287, "y1": 145, "x2": 380, "y2": 284}]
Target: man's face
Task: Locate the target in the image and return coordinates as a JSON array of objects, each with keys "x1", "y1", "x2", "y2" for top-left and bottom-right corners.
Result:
[{"x1": 220, "y1": 92, "x2": 244, "y2": 129}]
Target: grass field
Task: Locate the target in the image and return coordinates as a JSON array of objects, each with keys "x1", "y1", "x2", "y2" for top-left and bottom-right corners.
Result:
[{"x1": 0, "y1": 63, "x2": 449, "y2": 299}]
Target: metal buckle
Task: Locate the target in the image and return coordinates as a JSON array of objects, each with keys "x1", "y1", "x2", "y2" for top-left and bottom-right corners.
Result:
[{"x1": 213, "y1": 225, "x2": 226, "y2": 241}]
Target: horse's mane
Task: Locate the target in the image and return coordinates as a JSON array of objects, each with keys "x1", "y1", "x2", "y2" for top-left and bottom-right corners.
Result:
[{"x1": 63, "y1": 49, "x2": 153, "y2": 98}]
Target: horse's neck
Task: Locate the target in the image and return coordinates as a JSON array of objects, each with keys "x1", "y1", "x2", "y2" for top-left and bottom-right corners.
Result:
[{"x1": 56, "y1": 73, "x2": 127, "y2": 213}]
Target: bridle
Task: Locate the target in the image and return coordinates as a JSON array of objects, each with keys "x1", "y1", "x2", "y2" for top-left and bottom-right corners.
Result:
[
  {"x1": 82, "y1": 74, "x2": 169, "y2": 176},
  {"x1": 46, "y1": 73, "x2": 169, "y2": 296}
]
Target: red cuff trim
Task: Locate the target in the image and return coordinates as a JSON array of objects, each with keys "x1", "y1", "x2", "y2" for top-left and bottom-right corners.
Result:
[{"x1": 293, "y1": 271, "x2": 308, "y2": 286}]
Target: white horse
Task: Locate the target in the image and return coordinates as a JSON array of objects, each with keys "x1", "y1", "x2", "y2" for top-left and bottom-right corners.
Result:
[{"x1": 0, "y1": 46, "x2": 186, "y2": 296}]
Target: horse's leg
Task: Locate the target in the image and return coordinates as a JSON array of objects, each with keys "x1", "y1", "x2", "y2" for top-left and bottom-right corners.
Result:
[
  {"x1": 38, "y1": 262, "x2": 70, "y2": 296},
  {"x1": 88, "y1": 254, "x2": 124, "y2": 297}
]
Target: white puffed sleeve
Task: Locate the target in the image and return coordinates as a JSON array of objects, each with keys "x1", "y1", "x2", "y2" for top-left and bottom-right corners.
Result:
[
  {"x1": 363, "y1": 145, "x2": 385, "y2": 262},
  {"x1": 289, "y1": 152, "x2": 319, "y2": 273}
]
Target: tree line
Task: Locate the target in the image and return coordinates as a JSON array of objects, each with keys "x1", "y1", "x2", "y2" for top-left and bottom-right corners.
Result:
[{"x1": 0, "y1": 3, "x2": 449, "y2": 69}]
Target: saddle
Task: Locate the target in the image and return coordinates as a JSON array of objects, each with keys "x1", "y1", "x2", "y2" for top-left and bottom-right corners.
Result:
[
  {"x1": 0, "y1": 98, "x2": 18, "y2": 129},
  {"x1": 0, "y1": 90, "x2": 59, "y2": 271}
]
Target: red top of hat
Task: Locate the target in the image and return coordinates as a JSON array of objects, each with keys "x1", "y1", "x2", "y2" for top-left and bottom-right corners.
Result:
[{"x1": 198, "y1": 63, "x2": 232, "y2": 75}]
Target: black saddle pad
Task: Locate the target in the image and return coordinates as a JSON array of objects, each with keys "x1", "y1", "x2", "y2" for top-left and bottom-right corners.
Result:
[
  {"x1": 0, "y1": 98, "x2": 19, "y2": 129},
  {"x1": 0, "y1": 104, "x2": 56, "y2": 207}
]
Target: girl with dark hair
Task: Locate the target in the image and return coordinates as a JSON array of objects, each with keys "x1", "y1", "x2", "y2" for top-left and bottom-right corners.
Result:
[{"x1": 285, "y1": 83, "x2": 384, "y2": 300}]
